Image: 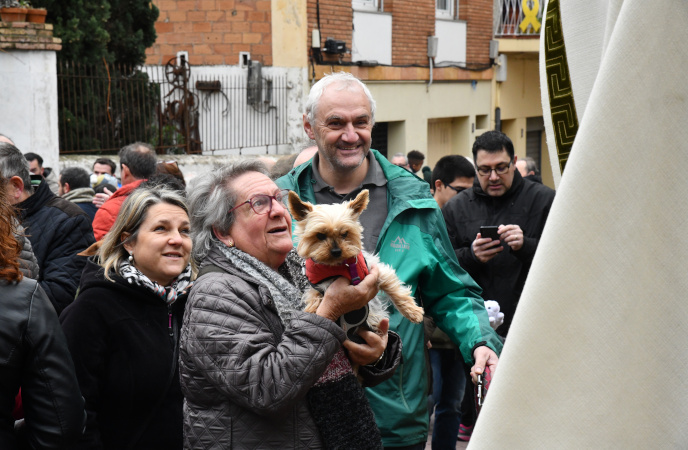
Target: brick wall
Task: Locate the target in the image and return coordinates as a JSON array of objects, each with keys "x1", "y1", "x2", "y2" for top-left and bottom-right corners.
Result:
[
  {"x1": 390, "y1": 0, "x2": 434, "y2": 65},
  {"x1": 465, "y1": 0, "x2": 492, "y2": 65},
  {"x1": 146, "y1": 0, "x2": 272, "y2": 66},
  {"x1": 0, "y1": 22, "x2": 62, "y2": 51},
  {"x1": 306, "y1": 0, "x2": 493, "y2": 79},
  {"x1": 306, "y1": 0, "x2": 353, "y2": 64}
]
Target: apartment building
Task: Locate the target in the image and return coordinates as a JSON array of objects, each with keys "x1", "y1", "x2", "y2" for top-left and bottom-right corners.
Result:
[{"x1": 146, "y1": 0, "x2": 552, "y2": 185}]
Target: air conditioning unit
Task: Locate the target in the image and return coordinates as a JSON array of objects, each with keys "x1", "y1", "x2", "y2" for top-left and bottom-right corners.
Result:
[
  {"x1": 247, "y1": 60, "x2": 262, "y2": 106},
  {"x1": 323, "y1": 38, "x2": 347, "y2": 54}
]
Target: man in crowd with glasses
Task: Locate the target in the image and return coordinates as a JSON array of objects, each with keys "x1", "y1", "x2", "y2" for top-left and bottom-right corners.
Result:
[
  {"x1": 442, "y1": 130, "x2": 555, "y2": 338},
  {"x1": 432, "y1": 155, "x2": 475, "y2": 209},
  {"x1": 426, "y1": 154, "x2": 477, "y2": 448}
]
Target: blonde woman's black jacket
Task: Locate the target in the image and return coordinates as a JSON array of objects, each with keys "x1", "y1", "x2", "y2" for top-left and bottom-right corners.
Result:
[
  {"x1": 60, "y1": 259, "x2": 186, "y2": 450},
  {"x1": 0, "y1": 278, "x2": 86, "y2": 449}
]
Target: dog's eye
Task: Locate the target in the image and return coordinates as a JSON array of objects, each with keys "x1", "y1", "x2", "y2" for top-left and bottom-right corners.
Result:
[
  {"x1": 341, "y1": 231, "x2": 348, "y2": 239},
  {"x1": 317, "y1": 233, "x2": 327, "y2": 241}
]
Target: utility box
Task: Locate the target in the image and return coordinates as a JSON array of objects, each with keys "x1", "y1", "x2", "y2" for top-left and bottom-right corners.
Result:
[
  {"x1": 427, "y1": 36, "x2": 438, "y2": 58},
  {"x1": 323, "y1": 38, "x2": 347, "y2": 54},
  {"x1": 495, "y1": 54, "x2": 507, "y2": 82},
  {"x1": 489, "y1": 40, "x2": 499, "y2": 59},
  {"x1": 247, "y1": 60, "x2": 262, "y2": 106}
]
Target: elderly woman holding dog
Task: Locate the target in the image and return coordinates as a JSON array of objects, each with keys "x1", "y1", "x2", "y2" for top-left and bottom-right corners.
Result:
[
  {"x1": 60, "y1": 186, "x2": 194, "y2": 449},
  {"x1": 181, "y1": 161, "x2": 400, "y2": 449}
]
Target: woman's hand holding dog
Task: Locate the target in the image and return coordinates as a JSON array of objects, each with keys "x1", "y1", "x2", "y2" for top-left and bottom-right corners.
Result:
[
  {"x1": 344, "y1": 318, "x2": 388, "y2": 366},
  {"x1": 315, "y1": 266, "x2": 380, "y2": 322}
]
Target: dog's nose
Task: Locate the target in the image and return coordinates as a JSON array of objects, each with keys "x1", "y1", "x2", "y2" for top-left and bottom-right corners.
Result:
[{"x1": 331, "y1": 248, "x2": 342, "y2": 258}]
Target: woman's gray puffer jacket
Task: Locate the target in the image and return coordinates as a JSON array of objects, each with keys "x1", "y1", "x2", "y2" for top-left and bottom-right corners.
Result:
[
  {"x1": 179, "y1": 244, "x2": 349, "y2": 449},
  {"x1": 15, "y1": 223, "x2": 39, "y2": 279}
]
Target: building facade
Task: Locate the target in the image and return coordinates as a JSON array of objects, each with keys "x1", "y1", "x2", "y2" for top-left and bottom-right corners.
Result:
[{"x1": 145, "y1": 0, "x2": 552, "y2": 186}]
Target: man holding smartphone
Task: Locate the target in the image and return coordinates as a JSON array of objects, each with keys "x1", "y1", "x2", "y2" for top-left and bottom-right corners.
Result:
[{"x1": 442, "y1": 130, "x2": 555, "y2": 338}]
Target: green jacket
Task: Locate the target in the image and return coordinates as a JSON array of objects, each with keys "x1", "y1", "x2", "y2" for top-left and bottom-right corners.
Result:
[{"x1": 277, "y1": 150, "x2": 503, "y2": 446}]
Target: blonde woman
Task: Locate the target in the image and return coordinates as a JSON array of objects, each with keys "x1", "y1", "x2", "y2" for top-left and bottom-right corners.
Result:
[{"x1": 60, "y1": 186, "x2": 194, "y2": 450}]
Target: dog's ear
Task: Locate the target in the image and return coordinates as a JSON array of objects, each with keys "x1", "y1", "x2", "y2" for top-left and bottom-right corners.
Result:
[
  {"x1": 78, "y1": 240, "x2": 102, "y2": 257},
  {"x1": 348, "y1": 189, "x2": 369, "y2": 218},
  {"x1": 288, "y1": 191, "x2": 312, "y2": 221}
]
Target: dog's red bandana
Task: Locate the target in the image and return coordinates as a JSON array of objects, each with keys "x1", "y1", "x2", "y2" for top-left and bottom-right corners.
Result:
[{"x1": 305, "y1": 253, "x2": 369, "y2": 286}]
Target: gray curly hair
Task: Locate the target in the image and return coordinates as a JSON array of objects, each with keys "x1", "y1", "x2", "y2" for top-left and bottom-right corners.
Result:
[{"x1": 188, "y1": 160, "x2": 270, "y2": 263}]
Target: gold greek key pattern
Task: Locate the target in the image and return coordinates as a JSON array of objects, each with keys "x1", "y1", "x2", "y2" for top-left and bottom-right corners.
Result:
[{"x1": 543, "y1": 0, "x2": 578, "y2": 174}]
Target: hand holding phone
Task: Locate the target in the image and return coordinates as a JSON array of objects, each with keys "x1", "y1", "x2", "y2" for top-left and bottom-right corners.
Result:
[
  {"x1": 479, "y1": 226, "x2": 500, "y2": 241},
  {"x1": 474, "y1": 365, "x2": 492, "y2": 416}
]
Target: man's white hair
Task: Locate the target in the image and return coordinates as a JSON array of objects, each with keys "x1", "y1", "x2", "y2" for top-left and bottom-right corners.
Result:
[{"x1": 305, "y1": 72, "x2": 376, "y2": 126}]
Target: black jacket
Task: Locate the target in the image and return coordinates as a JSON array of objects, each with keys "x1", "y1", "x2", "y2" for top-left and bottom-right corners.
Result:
[
  {"x1": 442, "y1": 171, "x2": 555, "y2": 336},
  {"x1": 0, "y1": 278, "x2": 86, "y2": 450},
  {"x1": 60, "y1": 259, "x2": 186, "y2": 450},
  {"x1": 18, "y1": 179, "x2": 95, "y2": 315}
]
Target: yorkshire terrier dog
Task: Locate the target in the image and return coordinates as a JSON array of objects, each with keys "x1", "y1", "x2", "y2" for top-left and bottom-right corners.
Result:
[{"x1": 288, "y1": 190, "x2": 424, "y2": 342}]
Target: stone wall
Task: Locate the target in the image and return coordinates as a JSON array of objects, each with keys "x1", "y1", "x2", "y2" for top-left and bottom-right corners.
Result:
[
  {"x1": 0, "y1": 22, "x2": 61, "y2": 173},
  {"x1": 58, "y1": 152, "x2": 294, "y2": 187}
]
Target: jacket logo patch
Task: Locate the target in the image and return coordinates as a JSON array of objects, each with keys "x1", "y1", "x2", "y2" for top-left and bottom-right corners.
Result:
[{"x1": 390, "y1": 236, "x2": 410, "y2": 252}]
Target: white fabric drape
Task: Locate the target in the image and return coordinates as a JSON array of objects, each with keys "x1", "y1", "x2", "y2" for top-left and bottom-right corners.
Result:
[{"x1": 471, "y1": 1, "x2": 688, "y2": 447}]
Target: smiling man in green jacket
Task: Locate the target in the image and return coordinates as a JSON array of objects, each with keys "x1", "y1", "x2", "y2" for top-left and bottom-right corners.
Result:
[{"x1": 277, "y1": 72, "x2": 502, "y2": 449}]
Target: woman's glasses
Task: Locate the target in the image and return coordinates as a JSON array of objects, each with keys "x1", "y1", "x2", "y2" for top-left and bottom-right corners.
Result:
[{"x1": 229, "y1": 189, "x2": 290, "y2": 215}]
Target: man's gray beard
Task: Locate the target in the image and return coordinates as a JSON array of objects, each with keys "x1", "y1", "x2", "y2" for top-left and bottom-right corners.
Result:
[{"x1": 325, "y1": 147, "x2": 370, "y2": 173}]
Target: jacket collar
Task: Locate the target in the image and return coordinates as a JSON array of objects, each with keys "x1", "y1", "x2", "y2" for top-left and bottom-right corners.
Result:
[
  {"x1": 17, "y1": 179, "x2": 54, "y2": 220},
  {"x1": 79, "y1": 257, "x2": 188, "y2": 310},
  {"x1": 111, "y1": 179, "x2": 145, "y2": 198},
  {"x1": 63, "y1": 187, "x2": 96, "y2": 203},
  {"x1": 285, "y1": 149, "x2": 437, "y2": 253}
]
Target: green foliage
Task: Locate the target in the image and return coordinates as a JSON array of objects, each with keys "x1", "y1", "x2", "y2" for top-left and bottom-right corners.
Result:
[
  {"x1": 32, "y1": 0, "x2": 112, "y2": 64},
  {"x1": 35, "y1": 0, "x2": 163, "y2": 153},
  {"x1": 150, "y1": 123, "x2": 187, "y2": 155},
  {"x1": 31, "y1": 0, "x2": 158, "y2": 67},
  {"x1": 107, "y1": 0, "x2": 159, "y2": 67}
]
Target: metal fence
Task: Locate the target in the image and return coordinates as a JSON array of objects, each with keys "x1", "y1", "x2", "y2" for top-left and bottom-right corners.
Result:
[
  {"x1": 57, "y1": 62, "x2": 159, "y2": 154},
  {"x1": 494, "y1": 0, "x2": 545, "y2": 37},
  {"x1": 57, "y1": 59, "x2": 290, "y2": 155}
]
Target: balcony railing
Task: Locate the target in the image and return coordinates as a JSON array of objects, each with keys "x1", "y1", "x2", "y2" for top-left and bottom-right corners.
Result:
[{"x1": 495, "y1": 0, "x2": 544, "y2": 37}]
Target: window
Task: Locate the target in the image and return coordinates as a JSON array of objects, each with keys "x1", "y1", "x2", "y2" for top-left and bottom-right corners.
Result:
[
  {"x1": 353, "y1": 0, "x2": 379, "y2": 12},
  {"x1": 436, "y1": 0, "x2": 456, "y2": 19}
]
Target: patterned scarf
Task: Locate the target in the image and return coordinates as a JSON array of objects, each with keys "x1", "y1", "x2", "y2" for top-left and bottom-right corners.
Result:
[
  {"x1": 217, "y1": 243, "x2": 308, "y2": 326},
  {"x1": 216, "y1": 243, "x2": 382, "y2": 449},
  {"x1": 119, "y1": 261, "x2": 193, "y2": 305}
]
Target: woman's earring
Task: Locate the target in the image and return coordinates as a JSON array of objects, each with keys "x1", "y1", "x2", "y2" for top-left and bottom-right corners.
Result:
[
  {"x1": 227, "y1": 240, "x2": 234, "y2": 248},
  {"x1": 128, "y1": 253, "x2": 134, "y2": 263}
]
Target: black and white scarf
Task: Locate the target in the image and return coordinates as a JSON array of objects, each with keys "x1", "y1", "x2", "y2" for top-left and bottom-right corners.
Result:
[{"x1": 119, "y1": 261, "x2": 193, "y2": 305}]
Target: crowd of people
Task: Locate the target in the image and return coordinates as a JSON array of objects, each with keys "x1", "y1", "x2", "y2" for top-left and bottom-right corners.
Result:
[{"x1": 0, "y1": 72, "x2": 554, "y2": 450}]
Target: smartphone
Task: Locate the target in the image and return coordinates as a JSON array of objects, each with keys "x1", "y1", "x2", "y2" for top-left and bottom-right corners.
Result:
[
  {"x1": 480, "y1": 226, "x2": 500, "y2": 241},
  {"x1": 474, "y1": 365, "x2": 492, "y2": 416}
]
